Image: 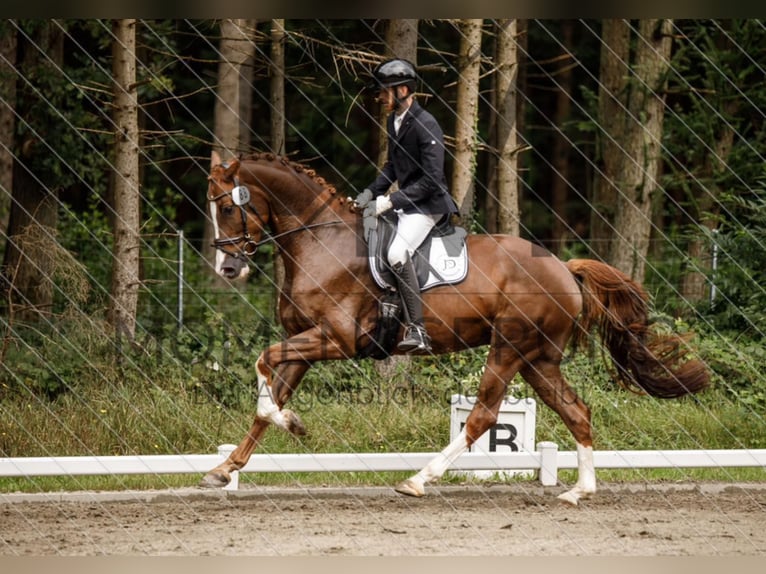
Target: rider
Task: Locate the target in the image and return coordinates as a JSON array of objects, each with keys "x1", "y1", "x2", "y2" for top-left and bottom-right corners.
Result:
[{"x1": 356, "y1": 58, "x2": 459, "y2": 354}]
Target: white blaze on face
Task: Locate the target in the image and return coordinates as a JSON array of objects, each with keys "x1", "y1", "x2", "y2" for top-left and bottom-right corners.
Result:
[{"x1": 209, "y1": 201, "x2": 226, "y2": 276}]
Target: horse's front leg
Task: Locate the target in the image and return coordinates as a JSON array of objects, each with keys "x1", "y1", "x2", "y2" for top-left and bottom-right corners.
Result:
[
  {"x1": 254, "y1": 351, "x2": 309, "y2": 436},
  {"x1": 202, "y1": 324, "x2": 353, "y2": 488},
  {"x1": 200, "y1": 360, "x2": 309, "y2": 488}
]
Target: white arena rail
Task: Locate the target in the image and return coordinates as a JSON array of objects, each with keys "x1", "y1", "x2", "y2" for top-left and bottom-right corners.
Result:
[{"x1": 2, "y1": 442, "x2": 765, "y2": 490}]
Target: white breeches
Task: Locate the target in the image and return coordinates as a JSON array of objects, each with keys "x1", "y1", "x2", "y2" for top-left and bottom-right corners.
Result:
[{"x1": 387, "y1": 212, "x2": 440, "y2": 267}]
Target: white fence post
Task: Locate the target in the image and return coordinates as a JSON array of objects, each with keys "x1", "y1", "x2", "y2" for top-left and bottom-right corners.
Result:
[
  {"x1": 217, "y1": 444, "x2": 239, "y2": 491},
  {"x1": 537, "y1": 441, "x2": 559, "y2": 486}
]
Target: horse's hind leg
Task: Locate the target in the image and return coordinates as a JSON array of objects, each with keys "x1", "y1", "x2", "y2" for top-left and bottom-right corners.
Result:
[
  {"x1": 200, "y1": 360, "x2": 309, "y2": 488},
  {"x1": 521, "y1": 359, "x2": 595, "y2": 505},
  {"x1": 395, "y1": 356, "x2": 521, "y2": 497}
]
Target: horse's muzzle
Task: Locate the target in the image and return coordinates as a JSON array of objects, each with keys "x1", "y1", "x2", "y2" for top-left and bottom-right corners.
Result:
[{"x1": 218, "y1": 253, "x2": 250, "y2": 280}]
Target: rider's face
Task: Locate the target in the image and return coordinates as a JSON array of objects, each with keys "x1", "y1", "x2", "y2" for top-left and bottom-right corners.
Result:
[
  {"x1": 376, "y1": 87, "x2": 396, "y2": 113},
  {"x1": 376, "y1": 85, "x2": 409, "y2": 113}
]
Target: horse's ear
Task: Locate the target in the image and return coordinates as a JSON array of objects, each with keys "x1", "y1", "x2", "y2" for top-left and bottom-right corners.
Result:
[
  {"x1": 211, "y1": 150, "x2": 222, "y2": 168},
  {"x1": 224, "y1": 158, "x2": 240, "y2": 179}
]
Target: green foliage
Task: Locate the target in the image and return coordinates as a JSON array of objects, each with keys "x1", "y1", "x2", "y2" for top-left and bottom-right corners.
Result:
[
  {"x1": 0, "y1": 318, "x2": 117, "y2": 400},
  {"x1": 702, "y1": 189, "x2": 766, "y2": 335},
  {"x1": 660, "y1": 20, "x2": 766, "y2": 333},
  {"x1": 696, "y1": 330, "x2": 766, "y2": 410}
]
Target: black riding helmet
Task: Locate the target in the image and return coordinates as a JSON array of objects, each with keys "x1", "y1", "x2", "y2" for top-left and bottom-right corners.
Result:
[{"x1": 368, "y1": 58, "x2": 418, "y2": 92}]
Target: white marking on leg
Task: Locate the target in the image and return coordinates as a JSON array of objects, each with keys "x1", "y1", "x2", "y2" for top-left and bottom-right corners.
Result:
[
  {"x1": 254, "y1": 354, "x2": 288, "y2": 429},
  {"x1": 558, "y1": 442, "x2": 596, "y2": 505},
  {"x1": 576, "y1": 443, "x2": 596, "y2": 493},
  {"x1": 408, "y1": 429, "x2": 471, "y2": 493}
]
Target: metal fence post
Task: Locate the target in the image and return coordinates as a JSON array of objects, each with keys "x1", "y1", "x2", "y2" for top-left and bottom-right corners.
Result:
[{"x1": 177, "y1": 229, "x2": 184, "y2": 331}]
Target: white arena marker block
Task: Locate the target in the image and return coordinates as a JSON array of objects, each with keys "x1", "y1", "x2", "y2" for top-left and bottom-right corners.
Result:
[{"x1": 449, "y1": 394, "x2": 537, "y2": 479}]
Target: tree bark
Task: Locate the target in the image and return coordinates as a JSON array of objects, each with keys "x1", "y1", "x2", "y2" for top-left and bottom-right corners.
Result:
[
  {"x1": 550, "y1": 20, "x2": 574, "y2": 253},
  {"x1": 0, "y1": 20, "x2": 17, "y2": 239},
  {"x1": 452, "y1": 19, "x2": 483, "y2": 221},
  {"x1": 608, "y1": 19, "x2": 673, "y2": 283},
  {"x1": 107, "y1": 19, "x2": 141, "y2": 339},
  {"x1": 270, "y1": 19, "x2": 287, "y2": 320},
  {"x1": 213, "y1": 19, "x2": 256, "y2": 158},
  {"x1": 495, "y1": 19, "x2": 520, "y2": 236},
  {"x1": 377, "y1": 19, "x2": 419, "y2": 168},
  {"x1": 483, "y1": 27, "x2": 499, "y2": 235},
  {"x1": 270, "y1": 19, "x2": 286, "y2": 156},
  {"x1": 591, "y1": 19, "x2": 631, "y2": 261}
]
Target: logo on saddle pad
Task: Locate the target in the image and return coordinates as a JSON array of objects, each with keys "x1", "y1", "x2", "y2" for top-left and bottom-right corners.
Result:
[{"x1": 367, "y1": 215, "x2": 469, "y2": 291}]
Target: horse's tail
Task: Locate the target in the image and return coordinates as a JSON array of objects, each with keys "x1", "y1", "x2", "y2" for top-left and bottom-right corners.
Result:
[{"x1": 566, "y1": 259, "x2": 709, "y2": 398}]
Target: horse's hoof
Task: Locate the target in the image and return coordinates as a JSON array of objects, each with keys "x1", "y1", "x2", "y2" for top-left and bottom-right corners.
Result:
[
  {"x1": 395, "y1": 478, "x2": 425, "y2": 497},
  {"x1": 557, "y1": 486, "x2": 593, "y2": 506},
  {"x1": 283, "y1": 409, "x2": 307, "y2": 436},
  {"x1": 557, "y1": 490, "x2": 579, "y2": 506},
  {"x1": 199, "y1": 471, "x2": 230, "y2": 489}
]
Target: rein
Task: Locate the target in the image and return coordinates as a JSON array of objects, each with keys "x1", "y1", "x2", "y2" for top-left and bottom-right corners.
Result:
[{"x1": 215, "y1": 219, "x2": 345, "y2": 260}]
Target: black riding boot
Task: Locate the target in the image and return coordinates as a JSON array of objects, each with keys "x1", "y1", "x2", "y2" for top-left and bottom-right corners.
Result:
[{"x1": 392, "y1": 258, "x2": 432, "y2": 353}]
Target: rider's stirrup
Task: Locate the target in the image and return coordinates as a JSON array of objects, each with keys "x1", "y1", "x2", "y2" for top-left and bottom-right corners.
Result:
[{"x1": 398, "y1": 323, "x2": 432, "y2": 353}]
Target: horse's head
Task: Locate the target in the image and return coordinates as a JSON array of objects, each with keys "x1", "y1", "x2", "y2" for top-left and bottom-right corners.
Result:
[{"x1": 207, "y1": 150, "x2": 271, "y2": 280}]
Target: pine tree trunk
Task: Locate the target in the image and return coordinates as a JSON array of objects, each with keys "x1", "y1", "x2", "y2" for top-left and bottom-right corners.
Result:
[
  {"x1": 591, "y1": 19, "x2": 630, "y2": 261},
  {"x1": 378, "y1": 19, "x2": 419, "y2": 168},
  {"x1": 107, "y1": 19, "x2": 141, "y2": 339},
  {"x1": 270, "y1": 19, "x2": 286, "y2": 156},
  {"x1": 550, "y1": 20, "x2": 574, "y2": 253},
  {"x1": 483, "y1": 27, "x2": 499, "y2": 235},
  {"x1": 0, "y1": 20, "x2": 16, "y2": 238},
  {"x1": 214, "y1": 19, "x2": 255, "y2": 158},
  {"x1": 609, "y1": 19, "x2": 673, "y2": 283},
  {"x1": 495, "y1": 19, "x2": 520, "y2": 236},
  {"x1": 452, "y1": 19, "x2": 483, "y2": 220},
  {"x1": 270, "y1": 19, "x2": 287, "y2": 321}
]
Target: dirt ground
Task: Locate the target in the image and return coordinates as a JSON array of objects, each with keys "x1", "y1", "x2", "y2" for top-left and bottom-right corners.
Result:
[{"x1": 1, "y1": 482, "x2": 765, "y2": 556}]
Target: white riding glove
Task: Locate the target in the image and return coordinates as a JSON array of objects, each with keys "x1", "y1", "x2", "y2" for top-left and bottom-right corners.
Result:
[{"x1": 375, "y1": 195, "x2": 393, "y2": 216}]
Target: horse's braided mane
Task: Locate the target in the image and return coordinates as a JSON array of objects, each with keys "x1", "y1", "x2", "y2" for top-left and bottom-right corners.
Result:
[{"x1": 241, "y1": 152, "x2": 337, "y2": 195}]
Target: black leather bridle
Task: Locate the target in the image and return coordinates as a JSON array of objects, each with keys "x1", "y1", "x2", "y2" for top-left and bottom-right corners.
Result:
[
  {"x1": 207, "y1": 168, "x2": 344, "y2": 261},
  {"x1": 207, "y1": 172, "x2": 268, "y2": 258}
]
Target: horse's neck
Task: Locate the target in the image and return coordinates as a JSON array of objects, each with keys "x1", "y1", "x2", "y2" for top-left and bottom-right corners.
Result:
[{"x1": 245, "y1": 162, "x2": 338, "y2": 228}]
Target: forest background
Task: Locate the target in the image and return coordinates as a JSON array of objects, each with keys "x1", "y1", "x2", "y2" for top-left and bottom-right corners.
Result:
[{"x1": 1, "y1": 19, "x2": 765, "y2": 490}]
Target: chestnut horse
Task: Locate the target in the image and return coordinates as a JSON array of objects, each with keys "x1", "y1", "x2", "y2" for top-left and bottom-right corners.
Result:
[{"x1": 203, "y1": 151, "x2": 709, "y2": 505}]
